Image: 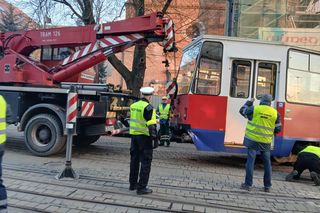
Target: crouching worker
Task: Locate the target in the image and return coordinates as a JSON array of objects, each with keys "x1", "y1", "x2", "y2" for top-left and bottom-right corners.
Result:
[
  {"x1": 129, "y1": 87, "x2": 158, "y2": 195},
  {"x1": 286, "y1": 145, "x2": 320, "y2": 186},
  {"x1": 239, "y1": 94, "x2": 282, "y2": 192}
]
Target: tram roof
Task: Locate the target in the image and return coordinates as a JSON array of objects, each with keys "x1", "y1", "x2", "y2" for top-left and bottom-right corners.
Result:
[{"x1": 184, "y1": 34, "x2": 320, "y2": 54}]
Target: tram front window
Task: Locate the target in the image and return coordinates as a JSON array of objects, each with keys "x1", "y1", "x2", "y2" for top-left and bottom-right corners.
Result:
[
  {"x1": 177, "y1": 43, "x2": 201, "y2": 94},
  {"x1": 194, "y1": 42, "x2": 223, "y2": 95}
]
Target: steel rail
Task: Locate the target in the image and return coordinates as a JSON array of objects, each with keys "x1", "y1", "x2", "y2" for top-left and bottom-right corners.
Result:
[{"x1": 4, "y1": 167, "x2": 267, "y2": 213}]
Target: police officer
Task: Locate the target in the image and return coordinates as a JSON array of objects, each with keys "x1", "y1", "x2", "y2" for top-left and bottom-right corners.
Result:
[
  {"x1": 157, "y1": 96, "x2": 171, "y2": 147},
  {"x1": 0, "y1": 95, "x2": 12, "y2": 212},
  {"x1": 129, "y1": 87, "x2": 158, "y2": 195},
  {"x1": 286, "y1": 145, "x2": 320, "y2": 186},
  {"x1": 239, "y1": 94, "x2": 282, "y2": 192}
]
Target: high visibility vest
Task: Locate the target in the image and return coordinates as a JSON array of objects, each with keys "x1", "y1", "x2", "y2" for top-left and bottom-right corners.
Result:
[
  {"x1": 245, "y1": 105, "x2": 277, "y2": 144},
  {"x1": 159, "y1": 104, "x2": 170, "y2": 120},
  {"x1": 129, "y1": 100, "x2": 156, "y2": 136},
  {"x1": 0, "y1": 95, "x2": 7, "y2": 144},
  {"x1": 300, "y1": 146, "x2": 320, "y2": 158}
]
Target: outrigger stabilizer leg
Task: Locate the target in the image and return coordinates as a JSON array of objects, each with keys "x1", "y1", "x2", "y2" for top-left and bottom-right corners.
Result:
[
  {"x1": 56, "y1": 85, "x2": 79, "y2": 180},
  {"x1": 56, "y1": 127, "x2": 79, "y2": 179}
]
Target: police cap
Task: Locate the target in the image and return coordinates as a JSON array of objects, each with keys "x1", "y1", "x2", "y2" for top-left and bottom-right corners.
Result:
[{"x1": 140, "y1": 87, "x2": 154, "y2": 96}]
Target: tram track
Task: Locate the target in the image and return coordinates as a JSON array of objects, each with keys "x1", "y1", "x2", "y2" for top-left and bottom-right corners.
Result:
[
  {"x1": 6, "y1": 141, "x2": 290, "y2": 181},
  {"x1": 5, "y1": 137, "x2": 320, "y2": 212},
  {"x1": 5, "y1": 175, "x2": 262, "y2": 213},
  {"x1": 9, "y1": 204, "x2": 50, "y2": 213},
  {"x1": 4, "y1": 164, "x2": 319, "y2": 211},
  {"x1": 5, "y1": 164, "x2": 319, "y2": 202}
]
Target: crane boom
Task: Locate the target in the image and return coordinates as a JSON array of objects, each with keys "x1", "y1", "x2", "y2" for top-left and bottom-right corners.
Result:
[{"x1": 0, "y1": 12, "x2": 175, "y2": 86}]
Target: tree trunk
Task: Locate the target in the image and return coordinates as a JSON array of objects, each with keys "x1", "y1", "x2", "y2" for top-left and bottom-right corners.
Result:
[
  {"x1": 82, "y1": 0, "x2": 95, "y2": 25},
  {"x1": 129, "y1": 0, "x2": 146, "y2": 96},
  {"x1": 128, "y1": 45, "x2": 146, "y2": 96}
]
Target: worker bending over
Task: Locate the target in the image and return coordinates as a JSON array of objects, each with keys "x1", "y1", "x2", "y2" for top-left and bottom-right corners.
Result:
[{"x1": 286, "y1": 145, "x2": 320, "y2": 186}]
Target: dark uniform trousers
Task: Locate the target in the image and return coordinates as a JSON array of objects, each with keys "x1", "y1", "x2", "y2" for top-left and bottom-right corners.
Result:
[
  {"x1": 159, "y1": 122, "x2": 170, "y2": 145},
  {"x1": 0, "y1": 144, "x2": 6, "y2": 212},
  {"x1": 294, "y1": 152, "x2": 320, "y2": 177},
  {"x1": 129, "y1": 135, "x2": 153, "y2": 190}
]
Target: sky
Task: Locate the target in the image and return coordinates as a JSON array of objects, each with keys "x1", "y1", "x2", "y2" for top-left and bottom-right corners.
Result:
[{"x1": 7, "y1": 0, "x2": 126, "y2": 26}]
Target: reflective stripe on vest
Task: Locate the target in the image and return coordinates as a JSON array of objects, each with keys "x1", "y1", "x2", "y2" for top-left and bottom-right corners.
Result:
[
  {"x1": 0, "y1": 96, "x2": 6, "y2": 144},
  {"x1": 300, "y1": 146, "x2": 320, "y2": 158},
  {"x1": 129, "y1": 101, "x2": 156, "y2": 136},
  {"x1": 245, "y1": 105, "x2": 277, "y2": 144},
  {"x1": 159, "y1": 104, "x2": 170, "y2": 120}
]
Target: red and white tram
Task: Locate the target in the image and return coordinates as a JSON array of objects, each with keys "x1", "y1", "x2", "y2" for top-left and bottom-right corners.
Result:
[{"x1": 171, "y1": 35, "x2": 320, "y2": 157}]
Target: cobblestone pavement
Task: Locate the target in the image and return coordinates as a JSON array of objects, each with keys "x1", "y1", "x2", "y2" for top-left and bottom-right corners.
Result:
[{"x1": 3, "y1": 127, "x2": 320, "y2": 212}]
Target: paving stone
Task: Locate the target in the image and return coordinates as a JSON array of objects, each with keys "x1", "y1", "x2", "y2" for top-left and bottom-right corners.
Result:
[{"x1": 4, "y1": 131, "x2": 320, "y2": 213}]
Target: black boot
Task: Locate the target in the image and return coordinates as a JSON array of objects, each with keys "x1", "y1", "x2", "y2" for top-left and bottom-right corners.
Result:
[
  {"x1": 137, "y1": 188, "x2": 153, "y2": 195},
  {"x1": 129, "y1": 184, "x2": 137, "y2": 191},
  {"x1": 311, "y1": 172, "x2": 320, "y2": 186},
  {"x1": 285, "y1": 170, "x2": 299, "y2": 182}
]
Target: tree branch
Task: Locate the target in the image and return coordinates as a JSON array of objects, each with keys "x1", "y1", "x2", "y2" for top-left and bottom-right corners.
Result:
[
  {"x1": 112, "y1": 2, "x2": 126, "y2": 21},
  {"x1": 162, "y1": 0, "x2": 173, "y2": 14},
  {"x1": 53, "y1": 0, "x2": 82, "y2": 20},
  {"x1": 75, "y1": 0, "x2": 84, "y2": 12},
  {"x1": 107, "y1": 55, "x2": 131, "y2": 82}
]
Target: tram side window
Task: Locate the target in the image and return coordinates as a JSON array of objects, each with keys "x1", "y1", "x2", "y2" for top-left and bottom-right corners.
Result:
[
  {"x1": 177, "y1": 43, "x2": 201, "y2": 94},
  {"x1": 256, "y1": 63, "x2": 276, "y2": 99},
  {"x1": 287, "y1": 50, "x2": 320, "y2": 105},
  {"x1": 230, "y1": 60, "x2": 251, "y2": 98},
  {"x1": 194, "y1": 42, "x2": 223, "y2": 95}
]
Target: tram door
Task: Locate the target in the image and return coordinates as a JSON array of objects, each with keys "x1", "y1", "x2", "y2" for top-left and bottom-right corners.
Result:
[{"x1": 225, "y1": 59, "x2": 279, "y2": 147}]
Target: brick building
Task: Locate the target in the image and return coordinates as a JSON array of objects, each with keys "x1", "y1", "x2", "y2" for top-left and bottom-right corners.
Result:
[{"x1": 0, "y1": 0, "x2": 35, "y2": 30}]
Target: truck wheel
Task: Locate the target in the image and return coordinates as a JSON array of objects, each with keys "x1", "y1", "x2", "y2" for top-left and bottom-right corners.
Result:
[
  {"x1": 180, "y1": 133, "x2": 192, "y2": 143},
  {"x1": 73, "y1": 135, "x2": 100, "y2": 147},
  {"x1": 24, "y1": 114, "x2": 66, "y2": 156}
]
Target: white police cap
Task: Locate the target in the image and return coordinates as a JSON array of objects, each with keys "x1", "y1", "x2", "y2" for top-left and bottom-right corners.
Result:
[{"x1": 140, "y1": 87, "x2": 154, "y2": 95}]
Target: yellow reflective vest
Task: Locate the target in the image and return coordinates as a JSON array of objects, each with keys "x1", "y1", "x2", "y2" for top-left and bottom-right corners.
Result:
[
  {"x1": 0, "y1": 95, "x2": 7, "y2": 144},
  {"x1": 159, "y1": 104, "x2": 170, "y2": 120},
  {"x1": 245, "y1": 105, "x2": 277, "y2": 144},
  {"x1": 300, "y1": 146, "x2": 320, "y2": 158},
  {"x1": 129, "y1": 100, "x2": 156, "y2": 136}
]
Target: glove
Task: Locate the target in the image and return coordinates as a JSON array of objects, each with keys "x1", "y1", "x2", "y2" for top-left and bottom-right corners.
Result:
[
  {"x1": 152, "y1": 138, "x2": 158, "y2": 149},
  {"x1": 148, "y1": 124, "x2": 158, "y2": 149},
  {"x1": 148, "y1": 124, "x2": 157, "y2": 139}
]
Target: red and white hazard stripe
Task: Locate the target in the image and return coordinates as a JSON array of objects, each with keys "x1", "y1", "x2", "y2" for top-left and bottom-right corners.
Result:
[
  {"x1": 166, "y1": 80, "x2": 176, "y2": 97},
  {"x1": 81, "y1": 101, "x2": 94, "y2": 117},
  {"x1": 62, "y1": 33, "x2": 144, "y2": 65},
  {"x1": 163, "y1": 19, "x2": 174, "y2": 51},
  {"x1": 67, "y1": 92, "x2": 78, "y2": 123}
]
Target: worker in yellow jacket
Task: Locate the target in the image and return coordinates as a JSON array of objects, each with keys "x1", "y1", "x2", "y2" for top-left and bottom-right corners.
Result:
[
  {"x1": 286, "y1": 145, "x2": 320, "y2": 186},
  {"x1": 157, "y1": 96, "x2": 171, "y2": 147},
  {"x1": 129, "y1": 87, "x2": 158, "y2": 195},
  {"x1": 0, "y1": 95, "x2": 13, "y2": 212},
  {"x1": 239, "y1": 94, "x2": 282, "y2": 192}
]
